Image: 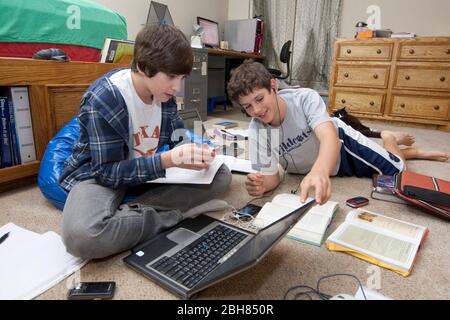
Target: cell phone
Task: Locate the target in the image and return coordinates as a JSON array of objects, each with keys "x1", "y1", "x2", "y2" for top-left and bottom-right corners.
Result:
[
  {"x1": 233, "y1": 204, "x2": 262, "y2": 220},
  {"x1": 346, "y1": 196, "x2": 369, "y2": 208},
  {"x1": 67, "y1": 281, "x2": 116, "y2": 300}
]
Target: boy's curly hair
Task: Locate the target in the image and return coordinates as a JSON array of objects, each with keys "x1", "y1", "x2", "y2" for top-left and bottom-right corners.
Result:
[
  {"x1": 131, "y1": 24, "x2": 193, "y2": 77},
  {"x1": 227, "y1": 60, "x2": 273, "y2": 104}
]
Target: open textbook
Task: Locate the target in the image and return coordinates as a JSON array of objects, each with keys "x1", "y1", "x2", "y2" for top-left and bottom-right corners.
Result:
[
  {"x1": 252, "y1": 193, "x2": 337, "y2": 246},
  {"x1": 0, "y1": 223, "x2": 87, "y2": 300},
  {"x1": 148, "y1": 157, "x2": 224, "y2": 184},
  {"x1": 326, "y1": 209, "x2": 429, "y2": 276}
]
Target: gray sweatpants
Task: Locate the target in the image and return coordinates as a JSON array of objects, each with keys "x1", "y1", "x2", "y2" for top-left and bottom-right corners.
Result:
[{"x1": 61, "y1": 165, "x2": 231, "y2": 260}]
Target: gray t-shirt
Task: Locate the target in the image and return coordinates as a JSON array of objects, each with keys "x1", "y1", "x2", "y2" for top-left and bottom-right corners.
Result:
[{"x1": 248, "y1": 88, "x2": 341, "y2": 175}]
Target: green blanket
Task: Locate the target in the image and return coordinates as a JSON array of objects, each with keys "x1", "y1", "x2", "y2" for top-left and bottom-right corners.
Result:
[{"x1": 0, "y1": 0, "x2": 127, "y2": 49}]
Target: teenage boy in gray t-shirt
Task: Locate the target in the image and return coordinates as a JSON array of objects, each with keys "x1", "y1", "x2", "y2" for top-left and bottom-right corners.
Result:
[{"x1": 227, "y1": 61, "x2": 449, "y2": 205}]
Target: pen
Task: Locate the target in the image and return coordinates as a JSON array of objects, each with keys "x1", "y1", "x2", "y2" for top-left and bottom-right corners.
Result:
[{"x1": 0, "y1": 232, "x2": 9, "y2": 245}]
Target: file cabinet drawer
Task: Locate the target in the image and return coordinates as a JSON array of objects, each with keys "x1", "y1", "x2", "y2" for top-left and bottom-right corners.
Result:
[
  {"x1": 390, "y1": 95, "x2": 450, "y2": 120},
  {"x1": 338, "y1": 43, "x2": 393, "y2": 60},
  {"x1": 335, "y1": 65, "x2": 390, "y2": 88},
  {"x1": 399, "y1": 43, "x2": 450, "y2": 61},
  {"x1": 394, "y1": 66, "x2": 450, "y2": 91},
  {"x1": 333, "y1": 91, "x2": 384, "y2": 114}
]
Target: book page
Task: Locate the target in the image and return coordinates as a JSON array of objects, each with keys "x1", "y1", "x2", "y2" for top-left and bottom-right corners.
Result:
[
  {"x1": 253, "y1": 202, "x2": 293, "y2": 228},
  {"x1": 335, "y1": 224, "x2": 414, "y2": 267},
  {"x1": 295, "y1": 212, "x2": 330, "y2": 233},
  {"x1": 272, "y1": 194, "x2": 314, "y2": 210},
  {"x1": 148, "y1": 157, "x2": 224, "y2": 184},
  {"x1": 253, "y1": 197, "x2": 315, "y2": 228},
  {"x1": 347, "y1": 209, "x2": 423, "y2": 241},
  {"x1": 309, "y1": 201, "x2": 339, "y2": 218}
]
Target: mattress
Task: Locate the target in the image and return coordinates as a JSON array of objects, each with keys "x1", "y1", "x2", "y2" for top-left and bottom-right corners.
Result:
[
  {"x1": 0, "y1": 0, "x2": 128, "y2": 61},
  {"x1": 0, "y1": 42, "x2": 101, "y2": 62}
]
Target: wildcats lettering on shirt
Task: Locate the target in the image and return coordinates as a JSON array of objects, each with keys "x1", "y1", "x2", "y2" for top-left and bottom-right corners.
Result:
[
  {"x1": 133, "y1": 125, "x2": 160, "y2": 157},
  {"x1": 279, "y1": 128, "x2": 312, "y2": 154}
]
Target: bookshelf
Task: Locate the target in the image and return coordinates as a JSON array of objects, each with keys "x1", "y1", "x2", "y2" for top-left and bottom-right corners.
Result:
[{"x1": 0, "y1": 57, "x2": 126, "y2": 193}]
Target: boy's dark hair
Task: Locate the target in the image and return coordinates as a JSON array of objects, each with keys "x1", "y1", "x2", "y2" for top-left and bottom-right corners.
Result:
[
  {"x1": 131, "y1": 24, "x2": 193, "y2": 77},
  {"x1": 227, "y1": 60, "x2": 273, "y2": 104}
]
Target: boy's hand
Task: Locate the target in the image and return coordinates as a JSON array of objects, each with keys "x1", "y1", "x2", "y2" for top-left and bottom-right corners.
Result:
[
  {"x1": 162, "y1": 143, "x2": 216, "y2": 170},
  {"x1": 245, "y1": 172, "x2": 266, "y2": 196},
  {"x1": 299, "y1": 170, "x2": 331, "y2": 205}
]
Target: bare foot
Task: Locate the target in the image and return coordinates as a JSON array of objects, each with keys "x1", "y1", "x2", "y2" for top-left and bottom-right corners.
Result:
[
  {"x1": 405, "y1": 148, "x2": 450, "y2": 162},
  {"x1": 382, "y1": 130, "x2": 415, "y2": 146}
]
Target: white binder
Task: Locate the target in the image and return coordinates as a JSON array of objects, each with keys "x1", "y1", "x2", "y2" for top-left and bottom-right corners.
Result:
[{"x1": 10, "y1": 87, "x2": 36, "y2": 163}]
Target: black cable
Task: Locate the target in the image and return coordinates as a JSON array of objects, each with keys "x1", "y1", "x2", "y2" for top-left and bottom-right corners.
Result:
[
  {"x1": 274, "y1": 89, "x2": 303, "y2": 194},
  {"x1": 283, "y1": 273, "x2": 367, "y2": 300}
]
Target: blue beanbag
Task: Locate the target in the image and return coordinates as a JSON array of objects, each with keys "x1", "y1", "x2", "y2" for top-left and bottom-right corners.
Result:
[
  {"x1": 38, "y1": 117, "x2": 79, "y2": 210},
  {"x1": 38, "y1": 118, "x2": 213, "y2": 210}
]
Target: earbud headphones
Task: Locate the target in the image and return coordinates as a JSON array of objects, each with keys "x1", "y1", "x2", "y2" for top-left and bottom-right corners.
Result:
[{"x1": 272, "y1": 87, "x2": 301, "y2": 195}]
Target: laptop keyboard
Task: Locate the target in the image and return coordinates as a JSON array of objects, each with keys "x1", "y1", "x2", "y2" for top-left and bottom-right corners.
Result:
[{"x1": 150, "y1": 224, "x2": 247, "y2": 289}]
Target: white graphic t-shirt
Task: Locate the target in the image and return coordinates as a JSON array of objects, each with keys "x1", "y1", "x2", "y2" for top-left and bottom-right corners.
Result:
[{"x1": 109, "y1": 69, "x2": 162, "y2": 159}]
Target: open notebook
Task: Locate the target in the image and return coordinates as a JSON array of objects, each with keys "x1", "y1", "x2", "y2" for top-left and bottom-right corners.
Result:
[{"x1": 0, "y1": 223, "x2": 87, "y2": 300}]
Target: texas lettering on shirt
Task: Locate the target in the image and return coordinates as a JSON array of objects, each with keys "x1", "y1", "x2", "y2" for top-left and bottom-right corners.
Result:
[{"x1": 132, "y1": 125, "x2": 160, "y2": 157}]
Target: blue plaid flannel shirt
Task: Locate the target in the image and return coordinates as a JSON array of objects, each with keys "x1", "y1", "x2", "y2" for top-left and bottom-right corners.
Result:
[{"x1": 59, "y1": 69, "x2": 184, "y2": 191}]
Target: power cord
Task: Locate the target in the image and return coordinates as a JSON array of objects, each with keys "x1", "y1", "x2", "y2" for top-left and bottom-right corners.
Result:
[{"x1": 283, "y1": 273, "x2": 367, "y2": 300}]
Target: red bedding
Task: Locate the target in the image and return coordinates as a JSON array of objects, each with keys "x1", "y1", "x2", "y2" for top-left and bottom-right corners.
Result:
[{"x1": 0, "y1": 42, "x2": 101, "y2": 62}]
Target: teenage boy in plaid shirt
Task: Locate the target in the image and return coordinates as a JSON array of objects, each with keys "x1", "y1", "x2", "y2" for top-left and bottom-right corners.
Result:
[{"x1": 60, "y1": 25, "x2": 231, "y2": 259}]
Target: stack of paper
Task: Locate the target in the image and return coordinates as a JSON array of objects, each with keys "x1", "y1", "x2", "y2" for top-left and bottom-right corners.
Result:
[{"x1": 0, "y1": 223, "x2": 87, "y2": 300}]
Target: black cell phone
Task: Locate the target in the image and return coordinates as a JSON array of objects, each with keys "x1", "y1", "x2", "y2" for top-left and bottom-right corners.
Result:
[
  {"x1": 233, "y1": 204, "x2": 262, "y2": 220},
  {"x1": 67, "y1": 281, "x2": 116, "y2": 300},
  {"x1": 346, "y1": 196, "x2": 369, "y2": 208}
]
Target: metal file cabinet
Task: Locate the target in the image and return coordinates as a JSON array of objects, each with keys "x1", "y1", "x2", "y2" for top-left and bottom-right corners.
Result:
[{"x1": 183, "y1": 48, "x2": 208, "y2": 121}]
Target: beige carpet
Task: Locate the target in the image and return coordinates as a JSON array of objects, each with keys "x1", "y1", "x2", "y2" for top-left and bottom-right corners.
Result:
[{"x1": 1, "y1": 106, "x2": 449, "y2": 300}]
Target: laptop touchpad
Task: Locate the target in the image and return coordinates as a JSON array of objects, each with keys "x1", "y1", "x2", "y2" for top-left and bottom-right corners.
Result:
[{"x1": 167, "y1": 228, "x2": 199, "y2": 244}]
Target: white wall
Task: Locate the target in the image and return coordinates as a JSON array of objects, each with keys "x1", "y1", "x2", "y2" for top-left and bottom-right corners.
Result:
[
  {"x1": 92, "y1": 0, "x2": 229, "y2": 40},
  {"x1": 228, "y1": 0, "x2": 251, "y2": 20},
  {"x1": 340, "y1": 0, "x2": 450, "y2": 38}
]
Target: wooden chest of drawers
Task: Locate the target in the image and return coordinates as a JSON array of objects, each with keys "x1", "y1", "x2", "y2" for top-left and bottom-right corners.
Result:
[{"x1": 328, "y1": 37, "x2": 450, "y2": 131}]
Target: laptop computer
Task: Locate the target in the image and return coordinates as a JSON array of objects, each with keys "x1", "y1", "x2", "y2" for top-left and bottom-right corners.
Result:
[{"x1": 123, "y1": 199, "x2": 315, "y2": 299}]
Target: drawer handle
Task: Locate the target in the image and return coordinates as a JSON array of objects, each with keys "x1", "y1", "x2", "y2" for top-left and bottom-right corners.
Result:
[
  {"x1": 400, "y1": 103, "x2": 406, "y2": 108},
  {"x1": 446, "y1": 49, "x2": 450, "y2": 54},
  {"x1": 190, "y1": 99, "x2": 201, "y2": 103},
  {"x1": 409, "y1": 49, "x2": 415, "y2": 54},
  {"x1": 192, "y1": 67, "x2": 201, "y2": 71},
  {"x1": 341, "y1": 99, "x2": 346, "y2": 104},
  {"x1": 376, "y1": 49, "x2": 382, "y2": 54},
  {"x1": 434, "y1": 105, "x2": 440, "y2": 111},
  {"x1": 346, "y1": 49, "x2": 351, "y2": 54},
  {"x1": 405, "y1": 75, "x2": 410, "y2": 80},
  {"x1": 440, "y1": 76, "x2": 446, "y2": 82},
  {"x1": 344, "y1": 73, "x2": 349, "y2": 78},
  {"x1": 369, "y1": 101, "x2": 375, "y2": 106},
  {"x1": 373, "y1": 74, "x2": 378, "y2": 79}
]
